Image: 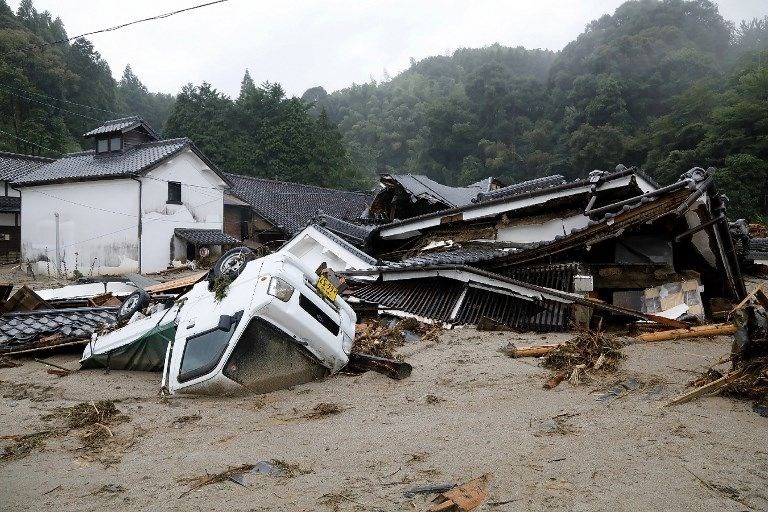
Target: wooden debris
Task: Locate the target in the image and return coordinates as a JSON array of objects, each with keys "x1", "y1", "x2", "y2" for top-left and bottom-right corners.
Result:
[
  {"x1": 145, "y1": 271, "x2": 208, "y2": 294},
  {"x1": 428, "y1": 473, "x2": 491, "y2": 511},
  {"x1": 666, "y1": 372, "x2": 742, "y2": 406},
  {"x1": 46, "y1": 368, "x2": 70, "y2": 377},
  {"x1": 34, "y1": 358, "x2": 73, "y2": 373},
  {"x1": 88, "y1": 292, "x2": 122, "y2": 307},
  {"x1": 179, "y1": 464, "x2": 256, "y2": 498},
  {"x1": 638, "y1": 323, "x2": 737, "y2": 342},
  {"x1": 543, "y1": 372, "x2": 568, "y2": 390},
  {"x1": 0, "y1": 285, "x2": 52, "y2": 313},
  {"x1": 504, "y1": 343, "x2": 560, "y2": 358},
  {"x1": 0, "y1": 356, "x2": 21, "y2": 368}
]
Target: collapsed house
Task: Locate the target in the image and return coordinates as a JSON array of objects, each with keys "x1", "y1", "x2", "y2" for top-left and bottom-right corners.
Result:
[
  {"x1": 343, "y1": 166, "x2": 745, "y2": 331},
  {"x1": 0, "y1": 164, "x2": 754, "y2": 400}
]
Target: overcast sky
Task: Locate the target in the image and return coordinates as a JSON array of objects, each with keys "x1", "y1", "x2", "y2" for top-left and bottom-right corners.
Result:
[{"x1": 11, "y1": 0, "x2": 768, "y2": 98}]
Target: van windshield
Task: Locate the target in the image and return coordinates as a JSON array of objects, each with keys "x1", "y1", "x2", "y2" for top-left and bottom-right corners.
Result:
[{"x1": 178, "y1": 320, "x2": 239, "y2": 382}]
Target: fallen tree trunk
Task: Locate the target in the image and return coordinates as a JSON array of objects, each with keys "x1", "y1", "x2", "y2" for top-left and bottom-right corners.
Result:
[{"x1": 637, "y1": 323, "x2": 736, "y2": 343}]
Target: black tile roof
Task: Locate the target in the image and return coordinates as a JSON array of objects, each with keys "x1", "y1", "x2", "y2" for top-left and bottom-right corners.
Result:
[
  {"x1": 375, "y1": 166, "x2": 661, "y2": 233},
  {"x1": 0, "y1": 196, "x2": 20, "y2": 213},
  {"x1": 475, "y1": 175, "x2": 566, "y2": 202},
  {"x1": 312, "y1": 211, "x2": 375, "y2": 246},
  {"x1": 83, "y1": 116, "x2": 159, "y2": 139},
  {"x1": 0, "y1": 307, "x2": 117, "y2": 351},
  {"x1": 174, "y1": 228, "x2": 240, "y2": 246},
  {"x1": 0, "y1": 151, "x2": 54, "y2": 182},
  {"x1": 749, "y1": 238, "x2": 768, "y2": 253},
  {"x1": 382, "y1": 244, "x2": 524, "y2": 270},
  {"x1": 13, "y1": 138, "x2": 190, "y2": 186},
  {"x1": 226, "y1": 173, "x2": 373, "y2": 234}
]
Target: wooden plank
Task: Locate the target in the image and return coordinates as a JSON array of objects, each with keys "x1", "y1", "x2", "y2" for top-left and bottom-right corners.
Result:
[
  {"x1": 1, "y1": 338, "x2": 89, "y2": 356},
  {"x1": 505, "y1": 344, "x2": 560, "y2": 358},
  {"x1": 638, "y1": 323, "x2": 737, "y2": 342},
  {"x1": 145, "y1": 271, "x2": 207, "y2": 294},
  {"x1": 665, "y1": 372, "x2": 741, "y2": 406},
  {"x1": 729, "y1": 286, "x2": 761, "y2": 314}
]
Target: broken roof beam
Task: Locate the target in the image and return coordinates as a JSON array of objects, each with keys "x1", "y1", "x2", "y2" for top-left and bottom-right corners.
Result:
[
  {"x1": 584, "y1": 179, "x2": 691, "y2": 217},
  {"x1": 377, "y1": 170, "x2": 654, "y2": 240}
]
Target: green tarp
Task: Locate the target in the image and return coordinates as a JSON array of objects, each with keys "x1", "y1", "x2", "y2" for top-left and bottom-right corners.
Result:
[{"x1": 81, "y1": 323, "x2": 176, "y2": 372}]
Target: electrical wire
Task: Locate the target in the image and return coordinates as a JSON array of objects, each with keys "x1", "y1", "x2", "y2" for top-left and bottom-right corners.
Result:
[
  {"x1": 0, "y1": 83, "x2": 126, "y2": 117},
  {"x1": 2, "y1": 0, "x2": 232, "y2": 57},
  {"x1": 0, "y1": 127, "x2": 63, "y2": 157},
  {"x1": 0, "y1": 85, "x2": 104, "y2": 121}
]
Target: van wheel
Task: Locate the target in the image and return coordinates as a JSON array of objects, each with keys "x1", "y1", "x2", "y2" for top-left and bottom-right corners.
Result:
[
  {"x1": 213, "y1": 247, "x2": 255, "y2": 280},
  {"x1": 118, "y1": 289, "x2": 151, "y2": 320}
]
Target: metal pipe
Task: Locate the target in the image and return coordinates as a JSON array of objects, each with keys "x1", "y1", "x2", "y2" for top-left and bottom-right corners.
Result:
[
  {"x1": 674, "y1": 214, "x2": 724, "y2": 242},
  {"x1": 54, "y1": 212, "x2": 60, "y2": 278},
  {"x1": 584, "y1": 180, "x2": 690, "y2": 217},
  {"x1": 131, "y1": 176, "x2": 142, "y2": 273}
]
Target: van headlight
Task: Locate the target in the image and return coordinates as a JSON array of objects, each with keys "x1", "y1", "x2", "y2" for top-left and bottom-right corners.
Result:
[{"x1": 267, "y1": 277, "x2": 294, "y2": 302}]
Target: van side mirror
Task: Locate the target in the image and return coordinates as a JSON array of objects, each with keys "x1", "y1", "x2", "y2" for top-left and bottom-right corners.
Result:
[{"x1": 218, "y1": 311, "x2": 243, "y2": 331}]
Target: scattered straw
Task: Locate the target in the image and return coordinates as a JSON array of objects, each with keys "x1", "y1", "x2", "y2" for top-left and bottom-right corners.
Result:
[{"x1": 0, "y1": 430, "x2": 56, "y2": 462}]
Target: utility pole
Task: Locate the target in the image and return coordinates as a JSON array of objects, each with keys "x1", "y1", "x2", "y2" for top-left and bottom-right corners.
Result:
[{"x1": 54, "y1": 212, "x2": 61, "y2": 278}]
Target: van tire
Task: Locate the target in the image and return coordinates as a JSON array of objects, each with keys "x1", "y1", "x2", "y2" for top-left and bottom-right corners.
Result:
[
  {"x1": 118, "y1": 289, "x2": 151, "y2": 320},
  {"x1": 213, "y1": 247, "x2": 255, "y2": 280}
]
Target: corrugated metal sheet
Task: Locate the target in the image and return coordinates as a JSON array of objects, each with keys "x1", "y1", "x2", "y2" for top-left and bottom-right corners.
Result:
[
  {"x1": 352, "y1": 278, "x2": 464, "y2": 322},
  {"x1": 453, "y1": 288, "x2": 570, "y2": 331},
  {"x1": 494, "y1": 262, "x2": 580, "y2": 292},
  {"x1": 351, "y1": 272, "x2": 572, "y2": 331}
]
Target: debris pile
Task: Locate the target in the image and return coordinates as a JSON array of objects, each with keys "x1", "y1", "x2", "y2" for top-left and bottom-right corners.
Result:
[
  {"x1": 540, "y1": 329, "x2": 624, "y2": 388},
  {"x1": 352, "y1": 318, "x2": 441, "y2": 359}
]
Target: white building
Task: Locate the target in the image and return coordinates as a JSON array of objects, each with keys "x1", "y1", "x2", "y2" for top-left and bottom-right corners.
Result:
[{"x1": 14, "y1": 117, "x2": 238, "y2": 275}]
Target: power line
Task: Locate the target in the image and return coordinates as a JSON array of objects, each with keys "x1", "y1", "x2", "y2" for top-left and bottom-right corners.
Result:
[
  {"x1": 2, "y1": 0, "x2": 232, "y2": 57},
  {"x1": 0, "y1": 127, "x2": 63, "y2": 157},
  {"x1": 0, "y1": 85, "x2": 103, "y2": 122},
  {"x1": 0, "y1": 83, "x2": 126, "y2": 117}
]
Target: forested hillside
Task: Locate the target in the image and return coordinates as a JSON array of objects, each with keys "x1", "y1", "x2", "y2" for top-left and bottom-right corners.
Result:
[
  {"x1": 0, "y1": 0, "x2": 766, "y2": 217},
  {"x1": 307, "y1": 0, "x2": 767, "y2": 218},
  {"x1": 0, "y1": 0, "x2": 173, "y2": 155}
]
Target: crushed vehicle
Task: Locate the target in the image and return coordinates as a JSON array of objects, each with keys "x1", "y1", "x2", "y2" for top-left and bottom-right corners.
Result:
[{"x1": 161, "y1": 249, "x2": 356, "y2": 395}]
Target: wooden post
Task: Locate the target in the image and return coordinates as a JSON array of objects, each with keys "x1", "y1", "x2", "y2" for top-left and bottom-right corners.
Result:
[{"x1": 637, "y1": 323, "x2": 736, "y2": 342}]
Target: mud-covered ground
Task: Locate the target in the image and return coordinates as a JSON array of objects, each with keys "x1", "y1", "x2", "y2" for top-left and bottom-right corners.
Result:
[{"x1": 1, "y1": 329, "x2": 765, "y2": 511}]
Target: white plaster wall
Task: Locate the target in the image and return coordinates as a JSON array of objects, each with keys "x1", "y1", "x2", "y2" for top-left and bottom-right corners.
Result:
[
  {"x1": 139, "y1": 149, "x2": 226, "y2": 273},
  {"x1": 20, "y1": 179, "x2": 140, "y2": 275},
  {"x1": 496, "y1": 213, "x2": 590, "y2": 244}
]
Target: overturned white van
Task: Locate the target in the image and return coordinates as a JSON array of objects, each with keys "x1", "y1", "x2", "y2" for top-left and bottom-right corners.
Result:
[{"x1": 161, "y1": 250, "x2": 356, "y2": 395}]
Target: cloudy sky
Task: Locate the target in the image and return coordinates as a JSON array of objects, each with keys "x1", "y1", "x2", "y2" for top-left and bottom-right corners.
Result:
[{"x1": 11, "y1": 0, "x2": 767, "y2": 98}]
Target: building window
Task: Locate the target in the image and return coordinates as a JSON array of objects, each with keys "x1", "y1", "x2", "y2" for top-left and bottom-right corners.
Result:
[
  {"x1": 96, "y1": 136, "x2": 123, "y2": 154},
  {"x1": 168, "y1": 181, "x2": 182, "y2": 204}
]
